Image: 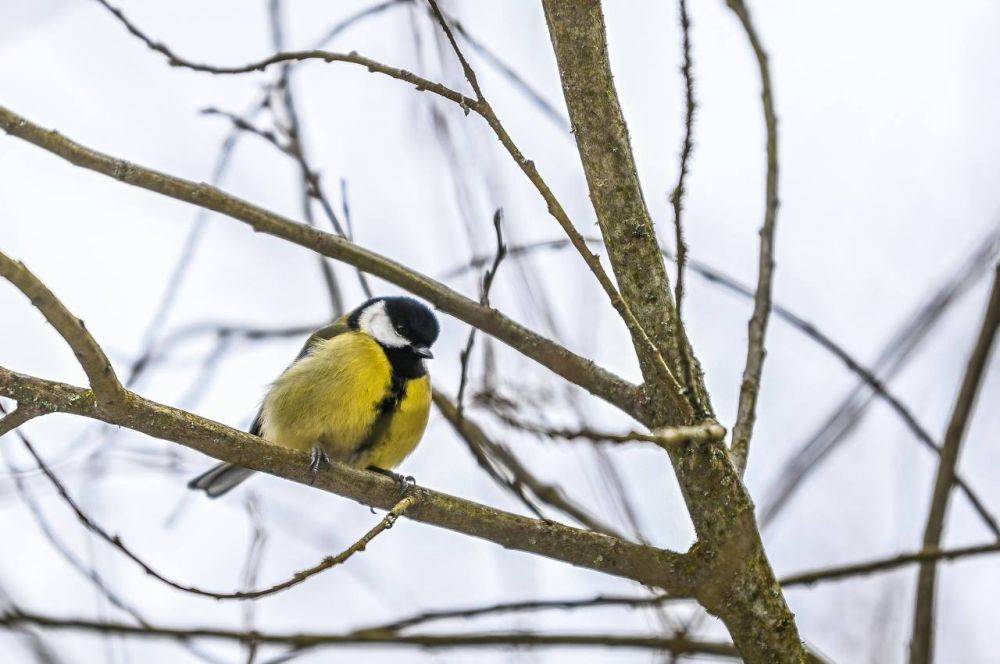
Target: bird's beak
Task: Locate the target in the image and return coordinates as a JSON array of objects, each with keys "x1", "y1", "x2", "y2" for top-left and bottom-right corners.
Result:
[{"x1": 413, "y1": 346, "x2": 434, "y2": 359}]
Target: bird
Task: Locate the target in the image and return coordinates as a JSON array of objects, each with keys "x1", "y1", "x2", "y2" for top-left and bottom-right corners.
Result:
[{"x1": 188, "y1": 296, "x2": 439, "y2": 498}]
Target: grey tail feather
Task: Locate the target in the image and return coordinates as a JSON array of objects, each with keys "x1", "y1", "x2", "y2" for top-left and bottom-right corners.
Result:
[{"x1": 187, "y1": 463, "x2": 255, "y2": 498}]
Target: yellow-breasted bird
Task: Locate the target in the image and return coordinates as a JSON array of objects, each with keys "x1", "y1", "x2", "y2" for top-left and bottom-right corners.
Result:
[{"x1": 188, "y1": 296, "x2": 439, "y2": 497}]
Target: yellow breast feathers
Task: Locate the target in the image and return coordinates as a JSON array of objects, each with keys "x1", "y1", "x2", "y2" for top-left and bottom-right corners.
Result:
[{"x1": 259, "y1": 331, "x2": 431, "y2": 469}]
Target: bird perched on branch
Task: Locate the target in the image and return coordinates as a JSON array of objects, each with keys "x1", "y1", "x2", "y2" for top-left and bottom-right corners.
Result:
[{"x1": 189, "y1": 296, "x2": 439, "y2": 497}]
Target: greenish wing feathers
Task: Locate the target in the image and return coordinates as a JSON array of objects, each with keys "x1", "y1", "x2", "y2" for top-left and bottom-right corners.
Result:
[
  {"x1": 250, "y1": 316, "x2": 351, "y2": 438},
  {"x1": 294, "y1": 315, "x2": 352, "y2": 362}
]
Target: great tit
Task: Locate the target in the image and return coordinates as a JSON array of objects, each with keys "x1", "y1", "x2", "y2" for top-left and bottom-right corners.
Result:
[{"x1": 189, "y1": 296, "x2": 439, "y2": 497}]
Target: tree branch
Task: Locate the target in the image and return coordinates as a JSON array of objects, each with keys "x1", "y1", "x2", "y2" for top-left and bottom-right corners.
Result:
[
  {"x1": 17, "y1": 424, "x2": 420, "y2": 602},
  {"x1": 0, "y1": 104, "x2": 647, "y2": 424},
  {"x1": 0, "y1": 608, "x2": 741, "y2": 658},
  {"x1": 540, "y1": 0, "x2": 704, "y2": 421},
  {"x1": 0, "y1": 404, "x2": 45, "y2": 438},
  {"x1": 0, "y1": 366, "x2": 697, "y2": 595},
  {"x1": 490, "y1": 409, "x2": 725, "y2": 450},
  {"x1": 781, "y1": 540, "x2": 1000, "y2": 588},
  {"x1": 725, "y1": 0, "x2": 780, "y2": 477},
  {"x1": 909, "y1": 263, "x2": 1000, "y2": 664},
  {"x1": 540, "y1": 4, "x2": 801, "y2": 661},
  {"x1": 668, "y1": 0, "x2": 703, "y2": 416},
  {"x1": 0, "y1": 251, "x2": 126, "y2": 409},
  {"x1": 433, "y1": 389, "x2": 622, "y2": 537}
]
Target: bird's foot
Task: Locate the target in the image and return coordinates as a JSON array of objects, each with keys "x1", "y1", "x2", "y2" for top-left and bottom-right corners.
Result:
[
  {"x1": 308, "y1": 446, "x2": 331, "y2": 485},
  {"x1": 366, "y1": 466, "x2": 416, "y2": 501}
]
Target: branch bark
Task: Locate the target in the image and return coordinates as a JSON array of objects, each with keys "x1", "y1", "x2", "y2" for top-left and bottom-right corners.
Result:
[
  {"x1": 539, "y1": 3, "x2": 803, "y2": 661},
  {"x1": 725, "y1": 0, "x2": 780, "y2": 477},
  {"x1": 909, "y1": 263, "x2": 1000, "y2": 664},
  {"x1": 540, "y1": 0, "x2": 706, "y2": 423},
  {"x1": 0, "y1": 366, "x2": 697, "y2": 595},
  {"x1": 0, "y1": 251, "x2": 126, "y2": 410}
]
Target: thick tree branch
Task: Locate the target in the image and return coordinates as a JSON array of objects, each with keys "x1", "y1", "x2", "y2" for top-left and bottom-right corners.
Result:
[
  {"x1": 0, "y1": 252, "x2": 126, "y2": 409},
  {"x1": 0, "y1": 104, "x2": 649, "y2": 423},
  {"x1": 540, "y1": 0, "x2": 709, "y2": 423},
  {"x1": 725, "y1": 0, "x2": 780, "y2": 478},
  {"x1": 540, "y1": 4, "x2": 800, "y2": 661},
  {"x1": 909, "y1": 263, "x2": 1000, "y2": 664},
  {"x1": 0, "y1": 366, "x2": 697, "y2": 595}
]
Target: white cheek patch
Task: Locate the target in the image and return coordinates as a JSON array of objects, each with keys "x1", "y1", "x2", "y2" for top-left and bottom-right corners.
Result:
[{"x1": 358, "y1": 300, "x2": 409, "y2": 348}]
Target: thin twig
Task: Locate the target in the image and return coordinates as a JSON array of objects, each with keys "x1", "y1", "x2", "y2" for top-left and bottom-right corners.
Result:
[
  {"x1": 352, "y1": 593, "x2": 678, "y2": 634},
  {"x1": 781, "y1": 540, "x2": 1000, "y2": 588},
  {"x1": 668, "y1": 0, "x2": 704, "y2": 417},
  {"x1": 752, "y1": 225, "x2": 1000, "y2": 530},
  {"x1": 456, "y1": 209, "x2": 505, "y2": 419},
  {"x1": 726, "y1": 0, "x2": 780, "y2": 477},
  {"x1": 433, "y1": 389, "x2": 622, "y2": 537},
  {"x1": 16, "y1": 429, "x2": 419, "y2": 601},
  {"x1": 909, "y1": 263, "x2": 1000, "y2": 664},
  {"x1": 0, "y1": 608, "x2": 743, "y2": 657},
  {"x1": 490, "y1": 409, "x2": 725, "y2": 451},
  {"x1": 348, "y1": 536, "x2": 1000, "y2": 628}
]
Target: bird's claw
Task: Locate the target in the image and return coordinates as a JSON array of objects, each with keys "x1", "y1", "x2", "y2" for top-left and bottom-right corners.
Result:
[
  {"x1": 366, "y1": 466, "x2": 417, "y2": 500},
  {"x1": 308, "y1": 446, "x2": 331, "y2": 485}
]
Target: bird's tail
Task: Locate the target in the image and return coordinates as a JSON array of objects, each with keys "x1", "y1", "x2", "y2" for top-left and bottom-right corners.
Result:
[{"x1": 187, "y1": 463, "x2": 255, "y2": 498}]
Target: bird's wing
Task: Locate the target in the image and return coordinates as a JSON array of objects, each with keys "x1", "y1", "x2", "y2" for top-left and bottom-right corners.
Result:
[
  {"x1": 249, "y1": 315, "x2": 352, "y2": 438},
  {"x1": 293, "y1": 315, "x2": 352, "y2": 362}
]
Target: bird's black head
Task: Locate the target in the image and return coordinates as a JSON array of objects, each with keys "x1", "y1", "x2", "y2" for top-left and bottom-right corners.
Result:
[{"x1": 349, "y1": 297, "x2": 439, "y2": 368}]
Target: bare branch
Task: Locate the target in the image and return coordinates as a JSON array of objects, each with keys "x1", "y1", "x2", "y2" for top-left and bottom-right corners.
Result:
[
  {"x1": 92, "y1": 0, "x2": 476, "y2": 104},
  {"x1": 455, "y1": 209, "x2": 506, "y2": 418},
  {"x1": 909, "y1": 263, "x2": 1000, "y2": 664},
  {"x1": 13, "y1": 417, "x2": 421, "y2": 601},
  {"x1": 0, "y1": 608, "x2": 742, "y2": 658},
  {"x1": 781, "y1": 540, "x2": 1000, "y2": 588},
  {"x1": 490, "y1": 409, "x2": 726, "y2": 450},
  {"x1": 540, "y1": 0, "x2": 708, "y2": 423},
  {"x1": 668, "y1": 0, "x2": 703, "y2": 414},
  {"x1": 0, "y1": 251, "x2": 126, "y2": 408},
  {"x1": 0, "y1": 404, "x2": 45, "y2": 438},
  {"x1": 433, "y1": 389, "x2": 622, "y2": 537},
  {"x1": 352, "y1": 592, "x2": 677, "y2": 634},
  {"x1": 0, "y1": 105, "x2": 646, "y2": 424},
  {"x1": 0, "y1": 366, "x2": 696, "y2": 594},
  {"x1": 725, "y1": 0, "x2": 781, "y2": 477}
]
